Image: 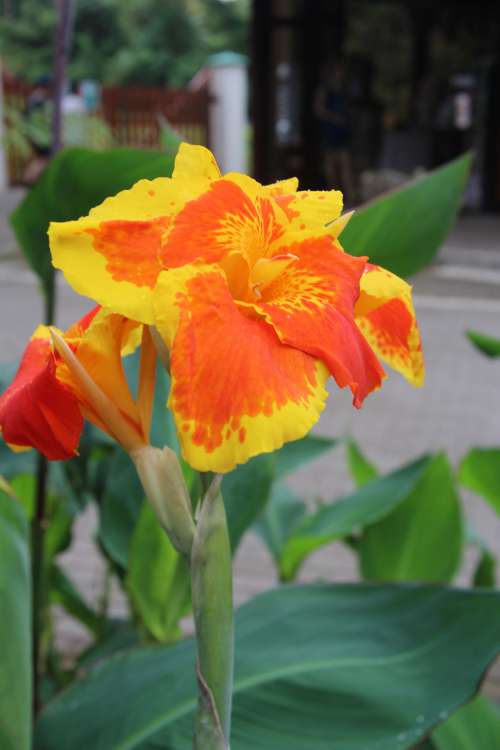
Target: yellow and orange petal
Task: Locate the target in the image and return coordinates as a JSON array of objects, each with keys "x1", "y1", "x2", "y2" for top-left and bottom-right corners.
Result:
[
  {"x1": 154, "y1": 264, "x2": 329, "y2": 473},
  {"x1": 49, "y1": 215, "x2": 169, "y2": 325},
  {"x1": 172, "y1": 142, "x2": 221, "y2": 188},
  {"x1": 271, "y1": 188, "x2": 343, "y2": 247},
  {"x1": 162, "y1": 176, "x2": 286, "y2": 271},
  {"x1": 48, "y1": 147, "x2": 221, "y2": 324},
  {"x1": 249, "y1": 236, "x2": 386, "y2": 406},
  {"x1": 0, "y1": 327, "x2": 82, "y2": 460},
  {"x1": 57, "y1": 308, "x2": 153, "y2": 447},
  {"x1": 355, "y1": 264, "x2": 424, "y2": 386}
]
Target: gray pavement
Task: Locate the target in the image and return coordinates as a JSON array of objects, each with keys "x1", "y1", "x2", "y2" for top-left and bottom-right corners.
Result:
[{"x1": 1, "y1": 188, "x2": 500, "y2": 696}]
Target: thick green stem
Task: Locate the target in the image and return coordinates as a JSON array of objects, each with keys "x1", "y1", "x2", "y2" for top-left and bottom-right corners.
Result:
[{"x1": 191, "y1": 480, "x2": 234, "y2": 749}]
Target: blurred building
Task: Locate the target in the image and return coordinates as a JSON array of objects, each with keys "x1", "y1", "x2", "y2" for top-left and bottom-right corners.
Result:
[{"x1": 251, "y1": 0, "x2": 500, "y2": 211}]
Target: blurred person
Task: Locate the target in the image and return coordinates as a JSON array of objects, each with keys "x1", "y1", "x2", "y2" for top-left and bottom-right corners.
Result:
[{"x1": 314, "y1": 60, "x2": 355, "y2": 205}]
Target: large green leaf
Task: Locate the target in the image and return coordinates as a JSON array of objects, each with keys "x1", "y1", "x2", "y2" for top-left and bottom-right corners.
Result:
[
  {"x1": 222, "y1": 453, "x2": 275, "y2": 552},
  {"x1": 126, "y1": 502, "x2": 190, "y2": 642},
  {"x1": 466, "y1": 331, "x2": 500, "y2": 358},
  {"x1": 459, "y1": 448, "x2": 500, "y2": 513},
  {"x1": 10, "y1": 147, "x2": 175, "y2": 293},
  {"x1": 346, "y1": 439, "x2": 378, "y2": 487},
  {"x1": 341, "y1": 153, "x2": 471, "y2": 277},
  {"x1": 274, "y1": 435, "x2": 338, "y2": 478},
  {"x1": 98, "y1": 447, "x2": 145, "y2": 569},
  {"x1": 278, "y1": 454, "x2": 431, "y2": 581},
  {"x1": 360, "y1": 453, "x2": 463, "y2": 582},
  {"x1": 49, "y1": 566, "x2": 101, "y2": 636},
  {"x1": 223, "y1": 434, "x2": 338, "y2": 553},
  {"x1": 36, "y1": 584, "x2": 500, "y2": 750},
  {"x1": 432, "y1": 696, "x2": 500, "y2": 749},
  {"x1": 0, "y1": 490, "x2": 31, "y2": 750},
  {"x1": 254, "y1": 482, "x2": 307, "y2": 568}
]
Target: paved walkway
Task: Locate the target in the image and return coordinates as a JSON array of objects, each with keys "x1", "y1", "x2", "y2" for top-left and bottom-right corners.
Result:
[{"x1": 1, "y1": 189, "x2": 500, "y2": 698}]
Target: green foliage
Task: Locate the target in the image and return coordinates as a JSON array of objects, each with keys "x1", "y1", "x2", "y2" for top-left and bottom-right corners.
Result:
[
  {"x1": 459, "y1": 448, "x2": 500, "y2": 513},
  {"x1": 254, "y1": 483, "x2": 306, "y2": 568},
  {"x1": 432, "y1": 696, "x2": 500, "y2": 749},
  {"x1": 49, "y1": 566, "x2": 101, "y2": 636},
  {"x1": 98, "y1": 446, "x2": 145, "y2": 569},
  {"x1": 359, "y1": 453, "x2": 463, "y2": 582},
  {"x1": 341, "y1": 153, "x2": 472, "y2": 277},
  {"x1": 223, "y1": 434, "x2": 337, "y2": 553},
  {"x1": 466, "y1": 330, "x2": 500, "y2": 358},
  {"x1": 346, "y1": 438, "x2": 378, "y2": 486},
  {"x1": 275, "y1": 434, "x2": 337, "y2": 478},
  {"x1": 0, "y1": 0, "x2": 249, "y2": 85},
  {"x1": 126, "y1": 502, "x2": 190, "y2": 642},
  {"x1": 0, "y1": 490, "x2": 31, "y2": 750},
  {"x1": 35, "y1": 583, "x2": 500, "y2": 750},
  {"x1": 261, "y1": 454, "x2": 431, "y2": 581},
  {"x1": 223, "y1": 453, "x2": 275, "y2": 552},
  {"x1": 0, "y1": 0, "x2": 56, "y2": 81},
  {"x1": 473, "y1": 549, "x2": 497, "y2": 588},
  {"x1": 10, "y1": 146, "x2": 175, "y2": 294}
]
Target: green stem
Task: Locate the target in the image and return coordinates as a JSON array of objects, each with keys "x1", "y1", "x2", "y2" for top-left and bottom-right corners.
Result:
[
  {"x1": 31, "y1": 451, "x2": 49, "y2": 715},
  {"x1": 191, "y1": 479, "x2": 234, "y2": 749}
]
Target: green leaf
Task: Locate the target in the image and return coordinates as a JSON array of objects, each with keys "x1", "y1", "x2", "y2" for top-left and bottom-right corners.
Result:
[
  {"x1": 126, "y1": 503, "x2": 190, "y2": 642},
  {"x1": 35, "y1": 584, "x2": 500, "y2": 750},
  {"x1": 254, "y1": 482, "x2": 307, "y2": 567},
  {"x1": 432, "y1": 696, "x2": 500, "y2": 749},
  {"x1": 78, "y1": 620, "x2": 140, "y2": 670},
  {"x1": 10, "y1": 147, "x2": 175, "y2": 294},
  {"x1": 279, "y1": 454, "x2": 431, "y2": 581},
  {"x1": 0, "y1": 491, "x2": 31, "y2": 750},
  {"x1": 466, "y1": 330, "x2": 500, "y2": 358},
  {"x1": 223, "y1": 435, "x2": 338, "y2": 554},
  {"x1": 360, "y1": 453, "x2": 463, "y2": 582},
  {"x1": 98, "y1": 447, "x2": 145, "y2": 569},
  {"x1": 459, "y1": 448, "x2": 500, "y2": 513},
  {"x1": 274, "y1": 434, "x2": 338, "y2": 478},
  {"x1": 222, "y1": 454, "x2": 275, "y2": 552},
  {"x1": 341, "y1": 153, "x2": 471, "y2": 277},
  {"x1": 0, "y1": 438, "x2": 36, "y2": 481},
  {"x1": 346, "y1": 439, "x2": 378, "y2": 487},
  {"x1": 473, "y1": 549, "x2": 497, "y2": 588},
  {"x1": 49, "y1": 565, "x2": 101, "y2": 635}
]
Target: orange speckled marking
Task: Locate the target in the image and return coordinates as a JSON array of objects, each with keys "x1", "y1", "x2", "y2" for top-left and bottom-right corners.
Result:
[
  {"x1": 169, "y1": 269, "x2": 322, "y2": 455},
  {"x1": 86, "y1": 217, "x2": 170, "y2": 287},
  {"x1": 163, "y1": 179, "x2": 285, "y2": 269},
  {"x1": 253, "y1": 236, "x2": 385, "y2": 406}
]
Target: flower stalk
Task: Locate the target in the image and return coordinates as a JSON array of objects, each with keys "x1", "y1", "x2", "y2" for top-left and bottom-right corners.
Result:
[
  {"x1": 191, "y1": 477, "x2": 234, "y2": 749},
  {"x1": 131, "y1": 445, "x2": 195, "y2": 557}
]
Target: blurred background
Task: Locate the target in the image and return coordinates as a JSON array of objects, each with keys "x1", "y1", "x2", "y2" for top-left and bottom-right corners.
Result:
[
  {"x1": 1, "y1": 0, "x2": 499, "y2": 208},
  {"x1": 1, "y1": 0, "x2": 500, "y2": 675}
]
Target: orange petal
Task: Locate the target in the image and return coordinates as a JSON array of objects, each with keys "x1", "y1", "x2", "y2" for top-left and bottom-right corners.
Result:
[
  {"x1": 271, "y1": 189, "x2": 343, "y2": 248},
  {"x1": 154, "y1": 265, "x2": 329, "y2": 472},
  {"x1": 163, "y1": 177, "x2": 285, "y2": 269},
  {"x1": 58, "y1": 309, "x2": 148, "y2": 447},
  {"x1": 249, "y1": 237, "x2": 386, "y2": 406},
  {"x1": 0, "y1": 327, "x2": 82, "y2": 460},
  {"x1": 355, "y1": 264, "x2": 424, "y2": 386}
]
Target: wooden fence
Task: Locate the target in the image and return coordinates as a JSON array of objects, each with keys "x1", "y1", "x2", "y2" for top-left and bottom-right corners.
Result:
[{"x1": 2, "y1": 77, "x2": 211, "y2": 185}]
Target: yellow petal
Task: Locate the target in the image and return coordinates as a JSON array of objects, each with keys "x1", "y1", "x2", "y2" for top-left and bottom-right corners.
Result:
[
  {"x1": 172, "y1": 142, "x2": 221, "y2": 186},
  {"x1": 355, "y1": 265, "x2": 424, "y2": 387}
]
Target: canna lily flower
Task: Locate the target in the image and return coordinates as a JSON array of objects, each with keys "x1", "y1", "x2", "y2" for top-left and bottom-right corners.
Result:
[
  {"x1": 47, "y1": 144, "x2": 423, "y2": 473},
  {"x1": 0, "y1": 307, "x2": 155, "y2": 460}
]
